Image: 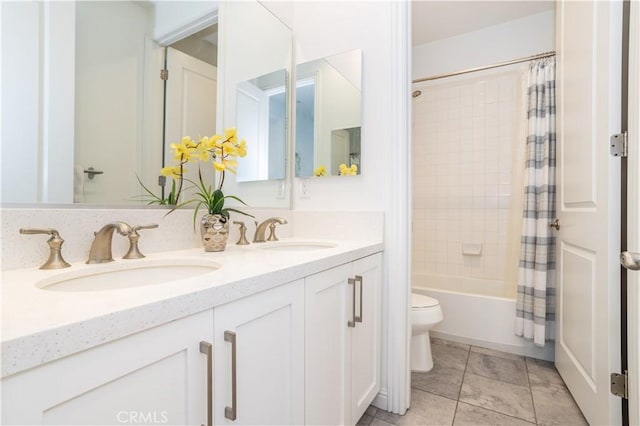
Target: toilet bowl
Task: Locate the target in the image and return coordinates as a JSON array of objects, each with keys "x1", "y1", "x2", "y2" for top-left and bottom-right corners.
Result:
[{"x1": 411, "y1": 293, "x2": 443, "y2": 372}]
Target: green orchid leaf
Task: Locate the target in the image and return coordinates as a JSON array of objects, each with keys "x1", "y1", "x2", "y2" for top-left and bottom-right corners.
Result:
[
  {"x1": 222, "y1": 194, "x2": 249, "y2": 206},
  {"x1": 223, "y1": 208, "x2": 255, "y2": 218}
]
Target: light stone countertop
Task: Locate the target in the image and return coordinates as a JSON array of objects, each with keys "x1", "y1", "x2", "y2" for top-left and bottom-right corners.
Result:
[{"x1": 1, "y1": 238, "x2": 383, "y2": 378}]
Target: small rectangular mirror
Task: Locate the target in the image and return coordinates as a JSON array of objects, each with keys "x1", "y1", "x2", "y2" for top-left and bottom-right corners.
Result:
[{"x1": 295, "y1": 49, "x2": 362, "y2": 177}]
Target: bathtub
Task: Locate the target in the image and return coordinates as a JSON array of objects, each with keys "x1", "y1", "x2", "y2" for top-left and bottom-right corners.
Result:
[{"x1": 413, "y1": 273, "x2": 554, "y2": 361}]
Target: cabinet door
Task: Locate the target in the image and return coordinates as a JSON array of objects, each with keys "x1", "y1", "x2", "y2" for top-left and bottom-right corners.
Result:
[
  {"x1": 214, "y1": 280, "x2": 305, "y2": 425},
  {"x1": 304, "y1": 263, "x2": 352, "y2": 425},
  {"x1": 1, "y1": 310, "x2": 214, "y2": 426},
  {"x1": 350, "y1": 253, "x2": 382, "y2": 424}
]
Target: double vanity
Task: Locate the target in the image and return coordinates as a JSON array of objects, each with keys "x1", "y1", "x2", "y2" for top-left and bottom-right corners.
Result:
[{"x1": 1, "y1": 226, "x2": 383, "y2": 426}]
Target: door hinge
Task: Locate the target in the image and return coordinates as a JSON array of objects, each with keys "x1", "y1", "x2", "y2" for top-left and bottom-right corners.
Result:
[
  {"x1": 610, "y1": 132, "x2": 628, "y2": 157},
  {"x1": 160, "y1": 69, "x2": 169, "y2": 80},
  {"x1": 611, "y1": 371, "x2": 628, "y2": 399}
]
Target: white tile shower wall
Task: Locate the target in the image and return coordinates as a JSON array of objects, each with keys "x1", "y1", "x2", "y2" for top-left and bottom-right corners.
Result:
[{"x1": 412, "y1": 70, "x2": 522, "y2": 281}]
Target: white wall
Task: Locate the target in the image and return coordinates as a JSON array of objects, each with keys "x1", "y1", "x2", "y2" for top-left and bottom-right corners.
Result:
[{"x1": 413, "y1": 10, "x2": 555, "y2": 81}]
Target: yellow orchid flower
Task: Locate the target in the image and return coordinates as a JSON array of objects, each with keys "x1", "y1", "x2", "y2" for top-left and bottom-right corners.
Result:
[
  {"x1": 314, "y1": 166, "x2": 327, "y2": 177},
  {"x1": 238, "y1": 139, "x2": 248, "y2": 157},
  {"x1": 150, "y1": 127, "x2": 251, "y2": 209},
  {"x1": 203, "y1": 134, "x2": 222, "y2": 150},
  {"x1": 160, "y1": 165, "x2": 184, "y2": 179},
  {"x1": 213, "y1": 161, "x2": 225, "y2": 172},
  {"x1": 182, "y1": 136, "x2": 197, "y2": 148},
  {"x1": 191, "y1": 146, "x2": 209, "y2": 162},
  {"x1": 171, "y1": 142, "x2": 192, "y2": 162},
  {"x1": 225, "y1": 127, "x2": 238, "y2": 143},
  {"x1": 223, "y1": 159, "x2": 238, "y2": 168},
  {"x1": 199, "y1": 136, "x2": 210, "y2": 148},
  {"x1": 339, "y1": 163, "x2": 358, "y2": 176},
  {"x1": 223, "y1": 141, "x2": 239, "y2": 157}
]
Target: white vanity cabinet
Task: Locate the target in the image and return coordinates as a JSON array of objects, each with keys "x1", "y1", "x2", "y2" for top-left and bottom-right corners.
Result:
[
  {"x1": 213, "y1": 279, "x2": 305, "y2": 425},
  {"x1": 1, "y1": 309, "x2": 214, "y2": 426},
  {"x1": 305, "y1": 253, "x2": 382, "y2": 425}
]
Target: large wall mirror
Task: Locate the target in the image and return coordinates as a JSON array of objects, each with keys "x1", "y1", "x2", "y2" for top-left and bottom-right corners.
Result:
[
  {"x1": 0, "y1": 0, "x2": 292, "y2": 208},
  {"x1": 295, "y1": 49, "x2": 362, "y2": 178}
]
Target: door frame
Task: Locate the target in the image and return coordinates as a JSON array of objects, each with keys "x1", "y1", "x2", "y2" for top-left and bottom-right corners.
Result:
[{"x1": 626, "y1": 0, "x2": 640, "y2": 423}]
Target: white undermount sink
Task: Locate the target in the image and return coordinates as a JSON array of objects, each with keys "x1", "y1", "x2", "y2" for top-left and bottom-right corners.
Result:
[
  {"x1": 258, "y1": 241, "x2": 337, "y2": 251},
  {"x1": 36, "y1": 258, "x2": 221, "y2": 292}
]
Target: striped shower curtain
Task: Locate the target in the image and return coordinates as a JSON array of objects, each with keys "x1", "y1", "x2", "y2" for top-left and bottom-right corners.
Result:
[{"x1": 515, "y1": 58, "x2": 556, "y2": 347}]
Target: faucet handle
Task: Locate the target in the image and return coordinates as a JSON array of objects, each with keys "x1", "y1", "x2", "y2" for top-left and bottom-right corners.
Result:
[
  {"x1": 19, "y1": 228, "x2": 60, "y2": 237},
  {"x1": 267, "y1": 219, "x2": 287, "y2": 242},
  {"x1": 233, "y1": 221, "x2": 250, "y2": 245},
  {"x1": 132, "y1": 224, "x2": 159, "y2": 232},
  {"x1": 20, "y1": 228, "x2": 71, "y2": 269},
  {"x1": 123, "y1": 224, "x2": 158, "y2": 259},
  {"x1": 267, "y1": 223, "x2": 279, "y2": 242}
]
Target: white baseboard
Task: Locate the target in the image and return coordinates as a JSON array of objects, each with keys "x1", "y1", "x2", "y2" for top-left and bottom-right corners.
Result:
[
  {"x1": 431, "y1": 330, "x2": 555, "y2": 361},
  {"x1": 371, "y1": 388, "x2": 388, "y2": 411}
]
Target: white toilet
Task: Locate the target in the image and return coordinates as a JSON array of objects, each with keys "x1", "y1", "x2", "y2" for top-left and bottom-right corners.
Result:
[{"x1": 411, "y1": 293, "x2": 443, "y2": 372}]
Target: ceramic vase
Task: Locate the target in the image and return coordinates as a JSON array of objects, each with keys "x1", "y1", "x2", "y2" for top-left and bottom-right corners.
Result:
[{"x1": 200, "y1": 214, "x2": 229, "y2": 252}]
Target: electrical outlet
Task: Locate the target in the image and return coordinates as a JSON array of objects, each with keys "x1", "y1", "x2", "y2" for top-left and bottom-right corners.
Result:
[{"x1": 300, "y1": 179, "x2": 311, "y2": 199}]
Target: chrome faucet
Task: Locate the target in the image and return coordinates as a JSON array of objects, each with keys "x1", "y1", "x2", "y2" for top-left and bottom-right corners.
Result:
[
  {"x1": 87, "y1": 222, "x2": 133, "y2": 264},
  {"x1": 253, "y1": 217, "x2": 288, "y2": 243}
]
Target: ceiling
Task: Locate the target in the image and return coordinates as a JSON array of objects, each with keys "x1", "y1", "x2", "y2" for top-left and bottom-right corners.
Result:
[{"x1": 412, "y1": 1, "x2": 555, "y2": 46}]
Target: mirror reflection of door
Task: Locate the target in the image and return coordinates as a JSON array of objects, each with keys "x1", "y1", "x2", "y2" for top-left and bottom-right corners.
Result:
[
  {"x1": 295, "y1": 77, "x2": 316, "y2": 177},
  {"x1": 235, "y1": 69, "x2": 287, "y2": 182},
  {"x1": 74, "y1": 1, "x2": 152, "y2": 204},
  {"x1": 330, "y1": 127, "x2": 361, "y2": 175},
  {"x1": 164, "y1": 26, "x2": 218, "y2": 199}
]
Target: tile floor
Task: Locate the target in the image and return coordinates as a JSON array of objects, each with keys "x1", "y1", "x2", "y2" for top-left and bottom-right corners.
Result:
[{"x1": 358, "y1": 338, "x2": 588, "y2": 426}]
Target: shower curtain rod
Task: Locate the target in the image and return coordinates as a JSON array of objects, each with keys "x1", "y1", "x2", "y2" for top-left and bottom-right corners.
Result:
[{"x1": 412, "y1": 51, "x2": 556, "y2": 84}]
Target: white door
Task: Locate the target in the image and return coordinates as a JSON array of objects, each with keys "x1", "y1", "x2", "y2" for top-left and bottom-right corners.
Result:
[
  {"x1": 625, "y1": 1, "x2": 640, "y2": 423},
  {"x1": 555, "y1": 1, "x2": 623, "y2": 425},
  {"x1": 305, "y1": 263, "x2": 351, "y2": 425},
  {"x1": 213, "y1": 280, "x2": 305, "y2": 426},
  {"x1": 165, "y1": 47, "x2": 217, "y2": 193},
  {"x1": 350, "y1": 254, "x2": 382, "y2": 425},
  {"x1": 331, "y1": 129, "x2": 349, "y2": 175}
]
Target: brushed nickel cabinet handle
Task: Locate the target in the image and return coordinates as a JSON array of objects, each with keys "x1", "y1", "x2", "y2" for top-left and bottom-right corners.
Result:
[
  {"x1": 348, "y1": 278, "x2": 356, "y2": 328},
  {"x1": 224, "y1": 331, "x2": 237, "y2": 421},
  {"x1": 355, "y1": 275, "x2": 363, "y2": 323},
  {"x1": 199, "y1": 341, "x2": 213, "y2": 426}
]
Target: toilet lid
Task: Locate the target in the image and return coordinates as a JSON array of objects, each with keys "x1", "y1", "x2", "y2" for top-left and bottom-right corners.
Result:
[{"x1": 412, "y1": 293, "x2": 439, "y2": 308}]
